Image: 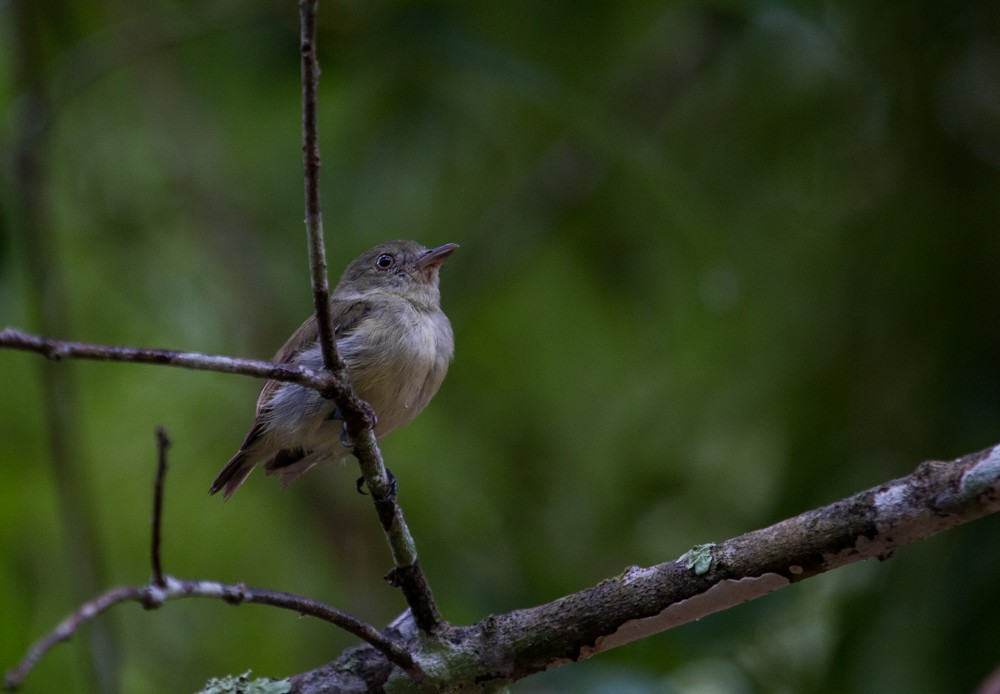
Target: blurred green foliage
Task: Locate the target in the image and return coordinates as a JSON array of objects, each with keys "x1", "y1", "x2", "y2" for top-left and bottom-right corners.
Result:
[{"x1": 2, "y1": 1, "x2": 999, "y2": 692}]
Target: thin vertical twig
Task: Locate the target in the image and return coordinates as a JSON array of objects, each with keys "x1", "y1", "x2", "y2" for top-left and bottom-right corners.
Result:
[
  {"x1": 295, "y1": 0, "x2": 443, "y2": 633},
  {"x1": 299, "y1": 0, "x2": 340, "y2": 375},
  {"x1": 353, "y1": 433, "x2": 443, "y2": 630},
  {"x1": 150, "y1": 428, "x2": 170, "y2": 588}
]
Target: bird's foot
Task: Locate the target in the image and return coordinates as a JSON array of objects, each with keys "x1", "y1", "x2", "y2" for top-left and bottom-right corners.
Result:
[
  {"x1": 355, "y1": 468, "x2": 397, "y2": 499},
  {"x1": 339, "y1": 422, "x2": 353, "y2": 449},
  {"x1": 363, "y1": 403, "x2": 378, "y2": 429}
]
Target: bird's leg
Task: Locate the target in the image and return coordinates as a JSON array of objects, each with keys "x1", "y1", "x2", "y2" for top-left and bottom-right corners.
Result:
[
  {"x1": 326, "y1": 408, "x2": 354, "y2": 449},
  {"x1": 334, "y1": 404, "x2": 390, "y2": 495}
]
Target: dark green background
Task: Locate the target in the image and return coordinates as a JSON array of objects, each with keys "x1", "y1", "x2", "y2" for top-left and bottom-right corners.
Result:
[{"x1": 2, "y1": 1, "x2": 999, "y2": 692}]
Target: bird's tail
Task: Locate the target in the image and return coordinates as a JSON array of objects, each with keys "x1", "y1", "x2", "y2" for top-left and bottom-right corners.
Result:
[{"x1": 209, "y1": 449, "x2": 258, "y2": 499}]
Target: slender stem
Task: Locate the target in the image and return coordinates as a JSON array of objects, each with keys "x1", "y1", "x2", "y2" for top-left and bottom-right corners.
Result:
[
  {"x1": 299, "y1": 0, "x2": 340, "y2": 375},
  {"x1": 150, "y1": 428, "x2": 170, "y2": 588},
  {"x1": 353, "y1": 432, "x2": 443, "y2": 631}
]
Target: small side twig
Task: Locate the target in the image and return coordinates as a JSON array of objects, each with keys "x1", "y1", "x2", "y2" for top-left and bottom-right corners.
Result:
[{"x1": 150, "y1": 428, "x2": 170, "y2": 588}]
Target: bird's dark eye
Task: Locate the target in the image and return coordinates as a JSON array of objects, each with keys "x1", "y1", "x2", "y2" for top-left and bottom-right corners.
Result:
[{"x1": 375, "y1": 254, "x2": 395, "y2": 270}]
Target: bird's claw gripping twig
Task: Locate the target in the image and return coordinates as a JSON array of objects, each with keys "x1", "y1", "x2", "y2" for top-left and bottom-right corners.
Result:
[{"x1": 355, "y1": 468, "x2": 397, "y2": 498}]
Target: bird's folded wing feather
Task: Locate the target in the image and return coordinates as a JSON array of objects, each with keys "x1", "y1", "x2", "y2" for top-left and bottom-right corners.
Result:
[{"x1": 253, "y1": 300, "x2": 372, "y2": 415}]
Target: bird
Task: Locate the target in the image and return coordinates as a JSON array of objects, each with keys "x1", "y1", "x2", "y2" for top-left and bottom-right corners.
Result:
[{"x1": 210, "y1": 240, "x2": 457, "y2": 499}]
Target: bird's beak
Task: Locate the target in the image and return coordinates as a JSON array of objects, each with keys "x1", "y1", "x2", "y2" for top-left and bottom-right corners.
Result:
[{"x1": 416, "y1": 243, "x2": 459, "y2": 269}]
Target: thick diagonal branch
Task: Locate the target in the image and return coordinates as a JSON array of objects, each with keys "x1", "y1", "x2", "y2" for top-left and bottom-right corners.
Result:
[{"x1": 288, "y1": 443, "x2": 1000, "y2": 692}]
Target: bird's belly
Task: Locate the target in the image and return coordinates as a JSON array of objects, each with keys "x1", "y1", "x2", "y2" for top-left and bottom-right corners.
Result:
[{"x1": 355, "y1": 325, "x2": 450, "y2": 436}]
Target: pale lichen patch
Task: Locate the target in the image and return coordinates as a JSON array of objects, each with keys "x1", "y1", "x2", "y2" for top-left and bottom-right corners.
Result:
[
  {"x1": 873, "y1": 483, "x2": 908, "y2": 515},
  {"x1": 960, "y1": 444, "x2": 1000, "y2": 501}
]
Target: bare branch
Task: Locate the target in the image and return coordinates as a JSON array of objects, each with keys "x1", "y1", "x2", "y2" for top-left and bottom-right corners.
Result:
[
  {"x1": 4, "y1": 585, "x2": 138, "y2": 692},
  {"x1": 485, "y1": 444, "x2": 1000, "y2": 673},
  {"x1": 2, "y1": 577, "x2": 420, "y2": 691},
  {"x1": 0, "y1": 327, "x2": 336, "y2": 391}
]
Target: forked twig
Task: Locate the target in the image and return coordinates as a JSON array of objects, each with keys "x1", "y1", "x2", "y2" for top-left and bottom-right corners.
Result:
[
  {"x1": 3, "y1": 579, "x2": 420, "y2": 691},
  {"x1": 2, "y1": 430, "x2": 422, "y2": 691}
]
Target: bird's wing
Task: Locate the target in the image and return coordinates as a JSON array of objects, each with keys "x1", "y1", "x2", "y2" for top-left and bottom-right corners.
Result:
[
  {"x1": 252, "y1": 300, "x2": 371, "y2": 415},
  {"x1": 249, "y1": 316, "x2": 315, "y2": 416},
  {"x1": 331, "y1": 299, "x2": 373, "y2": 340},
  {"x1": 211, "y1": 301, "x2": 376, "y2": 497},
  {"x1": 270, "y1": 300, "x2": 373, "y2": 365},
  {"x1": 274, "y1": 313, "x2": 320, "y2": 363}
]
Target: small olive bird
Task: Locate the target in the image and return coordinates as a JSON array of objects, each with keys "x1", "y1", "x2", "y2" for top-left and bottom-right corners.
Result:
[{"x1": 210, "y1": 240, "x2": 457, "y2": 499}]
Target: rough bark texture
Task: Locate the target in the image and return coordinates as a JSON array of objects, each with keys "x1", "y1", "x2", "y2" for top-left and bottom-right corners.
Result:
[{"x1": 283, "y1": 443, "x2": 1000, "y2": 693}]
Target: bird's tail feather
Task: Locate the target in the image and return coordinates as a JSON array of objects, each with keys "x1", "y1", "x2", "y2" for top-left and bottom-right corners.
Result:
[{"x1": 209, "y1": 450, "x2": 256, "y2": 499}]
